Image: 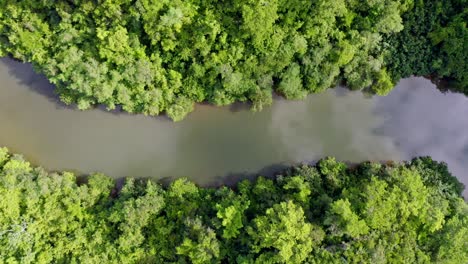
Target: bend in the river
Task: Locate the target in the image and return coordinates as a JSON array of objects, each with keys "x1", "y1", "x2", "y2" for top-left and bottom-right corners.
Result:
[{"x1": 0, "y1": 58, "x2": 467, "y2": 196}]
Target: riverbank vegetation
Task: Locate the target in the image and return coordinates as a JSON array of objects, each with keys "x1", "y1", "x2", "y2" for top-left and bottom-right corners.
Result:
[
  {"x1": 0, "y1": 147, "x2": 466, "y2": 263},
  {"x1": 385, "y1": 0, "x2": 468, "y2": 93},
  {"x1": 0, "y1": 0, "x2": 466, "y2": 120}
]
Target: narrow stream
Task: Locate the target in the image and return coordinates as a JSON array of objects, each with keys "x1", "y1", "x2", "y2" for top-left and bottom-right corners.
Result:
[{"x1": 0, "y1": 58, "x2": 466, "y2": 196}]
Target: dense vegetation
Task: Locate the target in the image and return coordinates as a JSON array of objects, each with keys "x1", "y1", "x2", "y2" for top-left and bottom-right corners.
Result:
[
  {"x1": 386, "y1": 0, "x2": 468, "y2": 93},
  {"x1": 0, "y1": 0, "x2": 466, "y2": 120},
  {"x1": 0, "y1": 147, "x2": 466, "y2": 263}
]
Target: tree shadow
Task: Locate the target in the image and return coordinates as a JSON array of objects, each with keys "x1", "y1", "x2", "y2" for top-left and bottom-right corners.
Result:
[
  {"x1": 47, "y1": 158, "x2": 405, "y2": 197},
  {"x1": 1, "y1": 57, "x2": 175, "y2": 122},
  {"x1": 1, "y1": 57, "x2": 72, "y2": 109},
  {"x1": 204, "y1": 160, "x2": 322, "y2": 189},
  {"x1": 209, "y1": 163, "x2": 292, "y2": 188},
  {"x1": 207, "y1": 157, "x2": 403, "y2": 189},
  {"x1": 94, "y1": 104, "x2": 174, "y2": 122},
  {"x1": 228, "y1": 101, "x2": 251, "y2": 113},
  {"x1": 114, "y1": 163, "x2": 294, "y2": 191}
]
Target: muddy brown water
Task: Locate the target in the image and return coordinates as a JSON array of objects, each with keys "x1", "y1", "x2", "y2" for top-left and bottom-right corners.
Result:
[{"x1": 0, "y1": 58, "x2": 466, "y2": 196}]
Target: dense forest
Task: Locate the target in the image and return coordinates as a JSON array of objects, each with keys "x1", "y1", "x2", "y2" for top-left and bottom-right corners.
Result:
[
  {"x1": 0, "y1": 0, "x2": 466, "y2": 120},
  {"x1": 0, "y1": 147, "x2": 466, "y2": 263}
]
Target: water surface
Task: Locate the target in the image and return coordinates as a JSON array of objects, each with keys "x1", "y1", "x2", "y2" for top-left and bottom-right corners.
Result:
[{"x1": 0, "y1": 58, "x2": 466, "y2": 196}]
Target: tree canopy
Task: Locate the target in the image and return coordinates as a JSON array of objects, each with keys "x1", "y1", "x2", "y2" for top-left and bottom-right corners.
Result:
[
  {"x1": 0, "y1": 147, "x2": 466, "y2": 263},
  {"x1": 385, "y1": 0, "x2": 468, "y2": 93},
  {"x1": 0, "y1": 0, "x2": 466, "y2": 120}
]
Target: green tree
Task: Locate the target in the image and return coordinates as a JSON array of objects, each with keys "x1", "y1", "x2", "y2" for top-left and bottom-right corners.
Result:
[
  {"x1": 0, "y1": 148, "x2": 467, "y2": 263},
  {"x1": 176, "y1": 218, "x2": 220, "y2": 264},
  {"x1": 247, "y1": 201, "x2": 324, "y2": 263},
  {"x1": 324, "y1": 199, "x2": 369, "y2": 238}
]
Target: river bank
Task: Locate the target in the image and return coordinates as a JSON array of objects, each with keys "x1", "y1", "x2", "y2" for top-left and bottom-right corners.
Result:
[{"x1": 1, "y1": 58, "x2": 467, "y2": 197}]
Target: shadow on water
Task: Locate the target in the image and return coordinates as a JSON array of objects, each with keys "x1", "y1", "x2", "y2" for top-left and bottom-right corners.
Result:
[
  {"x1": 0, "y1": 57, "x2": 72, "y2": 110},
  {"x1": 209, "y1": 163, "x2": 293, "y2": 188},
  {"x1": 425, "y1": 74, "x2": 467, "y2": 96},
  {"x1": 0, "y1": 56, "x2": 274, "y2": 120},
  {"x1": 94, "y1": 104, "x2": 174, "y2": 122},
  {"x1": 204, "y1": 157, "x2": 372, "y2": 188},
  {"x1": 228, "y1": 101, "x2": 252, "y2": 113},
  {"x1": 1, "y1": 57, "x2": 175, "y2": 122},
  {"x1": 226, "y1": 91, "x2": 312, "y2": 113},
  {"x1": 2, "y1": 58, "x2": 467, "y2": 198},
  {"x1": 0, "y1": 57, "x2": 254, "y2": 123},
  {"x1": 73, "y1": 162, "x2": 297, "y2": 192},
  {"x1": 76, "y1": 158, "x2": 399, "y2": 192},
  {"x1": 0, "y1": 57, "x2": 265, "y2": 122}
]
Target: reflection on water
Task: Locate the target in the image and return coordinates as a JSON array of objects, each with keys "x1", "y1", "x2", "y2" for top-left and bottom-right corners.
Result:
[
  {"x1": 0, "y1": 58, "x2": 466, "y2": 196},
  {"x1": 375, "y1": 78, "x2": 468, "y2": 197}
]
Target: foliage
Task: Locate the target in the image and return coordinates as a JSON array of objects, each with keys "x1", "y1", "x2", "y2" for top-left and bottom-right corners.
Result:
[
  {"x1": 385, "y1": 0, "x2": 467, "y2": 93},
  {"x1": 0, "y1": 147, "x2": 466, "y2": 263},
  {"x1": 1, "y1": 0, "x2": 464, "y2": 120}
]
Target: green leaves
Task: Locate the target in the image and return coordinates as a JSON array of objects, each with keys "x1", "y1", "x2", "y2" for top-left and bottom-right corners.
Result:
[
  {"x1": 3, "y1": 0, "x2": 462, "y2": 120},
  {"x1": 241, "y1": 0, "x2": 279, "y2": 51},
  {"x1": 385, "y1": 0, "x2": 467, "y2": 92},
  {"x1": 432, "y1": 200, "x2": 468, "y2": 263},
  {"x1": 371, "y1": 68, "x2": 394, "y2": 96},
  {"x1": 324, "y1": 199, "x2": 369, "y2": 238},
  {"x1": 247, "y1": 201, "x2": 323, "y2": 263},
  {"x1": 216, "y1": 196, "x2": 250, "y2": 239},
  {"x1": 278, "y1": 63, "x2": 307, "y2": 99},
  {"x1": 166, "y1": 96, "x2": 195, "y2": 121},
  {"x1": 0, "y1": 147, "x2": 466, "y2": 262},
  {"x1": 176, "y1": 218, "x2": 220, "y2": 264},
  {"x1": 0, "y1": 147, "x2": 9, "y2": 167},
  {"x1": 430, "y1": 9, "x2": 468, "y2": 90}
]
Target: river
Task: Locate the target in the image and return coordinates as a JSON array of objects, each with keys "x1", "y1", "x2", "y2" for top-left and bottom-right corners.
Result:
[{"x1": 0, "y1": 58, "x2": 467, "y2": 196}]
